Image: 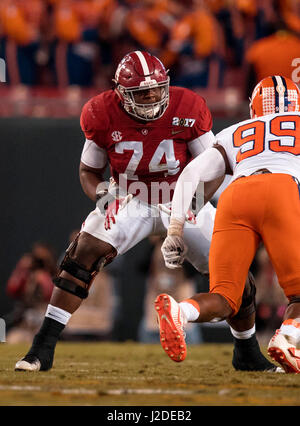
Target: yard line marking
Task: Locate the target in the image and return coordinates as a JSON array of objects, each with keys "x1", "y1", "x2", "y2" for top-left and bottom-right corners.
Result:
[
  {"x1": 61, "y1": 388, "x2": 96, "y2": 395},
  {"x1": 0, "y1": 385, "x2": 41, "y2": 391},
  {"x1": 59, "y1": 388, "x2": 197, "y2": 396},
  {"x1": 0, "y1": 384, "x2": 197, "y2": 396},
  {"x1": 105, "y1": 388, "x2": 196, "y2": 395}
]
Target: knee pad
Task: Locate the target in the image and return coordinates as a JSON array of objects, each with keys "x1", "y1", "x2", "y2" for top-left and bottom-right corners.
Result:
[
  {"x1": 53, "y1": 277, "x2": 90, "y2": 299},
  {"x1": 53, "y1": 233, "x2": 116, "y2": 299}
]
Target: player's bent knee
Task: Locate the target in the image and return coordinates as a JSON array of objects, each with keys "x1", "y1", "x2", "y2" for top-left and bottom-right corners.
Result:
[
  {"x1": 53, "y1": 231, "x2": 117, "y2": 299},
  {"x1": 73, "y1": 231, "x2": 115, "y2": 264}
]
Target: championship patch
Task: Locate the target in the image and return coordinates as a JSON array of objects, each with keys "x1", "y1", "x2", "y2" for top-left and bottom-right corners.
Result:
[{"x1": 172, "y1": 117, "x2": 196, "y2": 127}]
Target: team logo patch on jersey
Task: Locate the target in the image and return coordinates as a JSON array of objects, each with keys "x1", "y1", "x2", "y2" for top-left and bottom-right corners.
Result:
[
  {"x1": 172, "y1": 117, "x2": 196, "y2": 127},
  {"x1": 112, "y1": 131, "x2": 122, "y2": 142}
]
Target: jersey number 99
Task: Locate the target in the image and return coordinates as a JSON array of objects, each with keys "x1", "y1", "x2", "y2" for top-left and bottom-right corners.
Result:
[{"x1": 233, "y1": 115, "x2": 300, "y2": 163}]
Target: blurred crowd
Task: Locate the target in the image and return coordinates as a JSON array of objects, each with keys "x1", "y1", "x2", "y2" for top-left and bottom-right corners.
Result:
[
  {"x1": 4, "y1": 242, "x2": 57, "y2": 343},
  {"x1": 0, "y1": 0, "x2": 299, "y2": 94}
]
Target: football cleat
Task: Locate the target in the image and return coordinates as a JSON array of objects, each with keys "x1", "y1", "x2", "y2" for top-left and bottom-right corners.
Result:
[
  {"x1": 232, "y1": 335, "x2": 284, "y2": 373},
  {"x1": 268, "y1": 330, "x2": 300, "y2": 374},
  {"x1": 155, "y1": 293, "x2": 187, "y2": 362},
  {"x1": 15, "y1": 355, "x2": 41, "y2": 372}
]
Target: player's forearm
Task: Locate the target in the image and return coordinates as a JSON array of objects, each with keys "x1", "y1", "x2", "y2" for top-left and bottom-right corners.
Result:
[
  {"x1": 79, "y1": 163, "x2": 106, "y2": 202},
  {"x1": 169, "y1": 147, "x2": 226, "y2": 235},
  {"x1": 204, "y1": 175, "x2": 225, "y2": 204}
]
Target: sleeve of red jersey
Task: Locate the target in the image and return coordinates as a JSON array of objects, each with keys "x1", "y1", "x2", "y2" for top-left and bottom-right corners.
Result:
[
  {"x1": 190, "y1": 95, "x2": 213, "y2": 139},
  {"x1": 80, "y1": 97, "x2": 108, "y2": 147}
]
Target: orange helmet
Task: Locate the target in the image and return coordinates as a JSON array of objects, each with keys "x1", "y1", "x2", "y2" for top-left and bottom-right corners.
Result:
[{"x1": 249, "y1": 75, "x2": 300, "y2": 118}]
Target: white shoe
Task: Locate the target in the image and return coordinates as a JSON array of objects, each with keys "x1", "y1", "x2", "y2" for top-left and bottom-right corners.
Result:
[
  {"x1": 268, "y1": 331, "x2": 300, "y2": 374},
  {"x1": 15, "y1": 356, "x2": 41, "y2": 372},
  {"x1": 155, "y1": 293, "x2": 187, "y2": 362}
]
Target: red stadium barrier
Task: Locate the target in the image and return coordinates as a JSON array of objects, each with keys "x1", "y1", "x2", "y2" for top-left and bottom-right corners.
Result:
[{"x1": 0, "y1": 85, "x2": 247, "y2": 118}]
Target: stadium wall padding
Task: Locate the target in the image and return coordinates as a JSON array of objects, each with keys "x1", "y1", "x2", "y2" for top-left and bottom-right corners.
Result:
[{"x1": 0, "y1": 117, "x2": 239, "y2": 339}]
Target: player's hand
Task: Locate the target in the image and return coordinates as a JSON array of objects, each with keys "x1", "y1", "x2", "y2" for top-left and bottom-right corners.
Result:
[
  {"x1": 161, "y1": 235, "x2": 187, "y2": 269},
  {"x1": 158, "y1": 204, "x2": 196, "y2": 224},
  {"x1": 104, "y1": 194, "x2": 133, "y2": 230},
  {"x1": 96, "y1": 177, "x2": 133, "y2": 230}
]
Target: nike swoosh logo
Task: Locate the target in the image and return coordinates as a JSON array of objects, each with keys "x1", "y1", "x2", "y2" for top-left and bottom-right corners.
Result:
[
  {"x1": 161, "y1": 314, "x2": 173, "y2": 327},
  {"x1": 47, "y1": 312, "x2": 61, "y2": 321},
  {"x1": 171, "y1": 129, "x2": 185, "y2": 136}
]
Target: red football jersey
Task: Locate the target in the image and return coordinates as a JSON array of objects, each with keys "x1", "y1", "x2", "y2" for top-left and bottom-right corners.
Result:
[{"x1": 80, "y1": 86, "x2": 212, "y2": 204}]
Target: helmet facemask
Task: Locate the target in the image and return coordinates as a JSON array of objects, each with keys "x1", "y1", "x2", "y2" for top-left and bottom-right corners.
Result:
[{"x1": 116, "y1": 78, "x2": 170, "y2": 121}]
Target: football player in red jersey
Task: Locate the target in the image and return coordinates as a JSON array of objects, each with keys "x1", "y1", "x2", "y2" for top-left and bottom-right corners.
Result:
[{"x1": 15, "y1": 51, "x2": 278, "y2": 372}]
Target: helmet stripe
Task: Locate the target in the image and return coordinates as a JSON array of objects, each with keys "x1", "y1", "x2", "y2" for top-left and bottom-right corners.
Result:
[
  {"x1": 134, "y1": 51, "x2": 151, "y2": 82},
  {"x1": 272, "y1": 76, "x2": 280, "y2": 113},
  {"x1": 273, "y1": 75, "x2": 287, "y2": 113},
  {"x1": 281, "y1": 76, "x2": 289, "y2": 111}
]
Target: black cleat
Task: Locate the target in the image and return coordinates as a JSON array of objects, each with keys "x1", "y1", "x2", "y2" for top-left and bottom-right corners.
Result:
[
  {"x1": 15, "y1": 317, "x2": 65, "y2": 372},
  {"x1": 15, "y1": 354, "x2": 41, "y2": 371},
  {"x1": 15, "y1": 346, "x2": 54, "y2": 371},
  {"x1": 232, "y1": 335, "x2": 283, "y2": 372}
]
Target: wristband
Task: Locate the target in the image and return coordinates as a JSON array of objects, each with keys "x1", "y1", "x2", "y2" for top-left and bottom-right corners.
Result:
[{"x1": 168, "y1": 218, "x2": 184, "y2": 237}]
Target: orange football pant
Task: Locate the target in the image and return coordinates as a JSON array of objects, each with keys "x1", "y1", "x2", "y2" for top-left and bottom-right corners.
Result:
[{"x1": 209, "y1": 173, "x2": 300, "y2": 316}]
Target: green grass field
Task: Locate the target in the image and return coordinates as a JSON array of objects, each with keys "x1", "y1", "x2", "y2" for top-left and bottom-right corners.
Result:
[{"x1": 0, "y1": 342, "x2": 299, "y2": 406}]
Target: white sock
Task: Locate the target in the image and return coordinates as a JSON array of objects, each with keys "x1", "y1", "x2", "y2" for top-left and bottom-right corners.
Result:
[
  {"x1": 230, "y1": 325, "x2": 256, "y2": 340},
  {"x1": 179, "y1": 301, "x2": 200, "y2": 322},
  {"x1": 45, "y1": 304, "x2": 72, "y2": 326}
]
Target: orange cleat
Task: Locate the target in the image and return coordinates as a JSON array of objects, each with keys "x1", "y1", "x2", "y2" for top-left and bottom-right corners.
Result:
[{"x1": 154, "y1": 293, "x2": 187, "y2": 362}]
